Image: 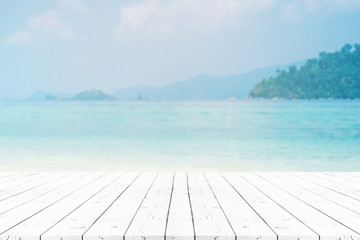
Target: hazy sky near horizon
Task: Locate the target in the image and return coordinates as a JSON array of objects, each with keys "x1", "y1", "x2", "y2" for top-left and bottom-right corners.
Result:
[{"x1": 1, "y1": 0, "x2": 360, "y2": 99}]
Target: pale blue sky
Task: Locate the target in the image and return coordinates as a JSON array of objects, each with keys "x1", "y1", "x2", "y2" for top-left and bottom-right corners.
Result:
[{"x1": 1, "y1": 0, "x2": 360, "y2": 99}]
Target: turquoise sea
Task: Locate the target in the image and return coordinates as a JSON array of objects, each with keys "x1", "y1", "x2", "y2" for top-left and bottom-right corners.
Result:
[{"x1": 0, "y1": 100, "x2": 360, "y2": 171}]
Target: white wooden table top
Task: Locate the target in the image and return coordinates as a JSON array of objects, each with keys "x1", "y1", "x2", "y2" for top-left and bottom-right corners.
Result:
[{"x1": 0, "y1": 172, "x2": 359, "y2": 240}]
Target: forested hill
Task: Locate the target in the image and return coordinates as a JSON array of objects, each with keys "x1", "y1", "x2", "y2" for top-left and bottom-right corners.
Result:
[{"x1": 250, "y1": 44, "x2": 360, "y2": 99}]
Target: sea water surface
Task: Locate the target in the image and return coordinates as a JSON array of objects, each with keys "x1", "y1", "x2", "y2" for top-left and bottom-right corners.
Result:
[{"x1": 1, "y1": 100, "x2": 360, "y2": 171}]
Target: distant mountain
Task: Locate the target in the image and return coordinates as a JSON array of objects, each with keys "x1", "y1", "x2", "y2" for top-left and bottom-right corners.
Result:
[
  {"x1": 27, "y1": 60, "x2": 306, "y2": 102},
  {"x1": 44, "y1": 95, "x2": 61, "y2": 101},
  {"x1": 113, "y1": 60, "x2": 305, "y2": 100},
  {"x1": 250, "y1": 44, "x2": 360, "y2": 99},
  {"x1": 72, "y1": 89, "x2": 116, "y2": 101},
  {"x1": 27, "y1": 91, "x2": 72, "y2": 101}
]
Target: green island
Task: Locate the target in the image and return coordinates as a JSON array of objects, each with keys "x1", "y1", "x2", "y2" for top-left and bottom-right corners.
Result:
[
  {"x1": 250, "y1": 44, "x2": 360, "y2": 99},
  {"x1": 44, "y1": 90, "x2": 117, "y2": 101},
  {"x1": 71, "y1": 89, "x2": 116, "y2": 101}
]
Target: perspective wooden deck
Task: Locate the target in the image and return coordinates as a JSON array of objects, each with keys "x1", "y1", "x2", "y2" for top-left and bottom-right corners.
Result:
[{"x1": 0, "y1": 172, "x2": 360, "y2": 240}]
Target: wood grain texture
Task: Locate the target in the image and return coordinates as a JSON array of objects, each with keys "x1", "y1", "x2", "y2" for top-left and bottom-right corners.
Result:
[
  {"x1": 249, "y1": 173, "x2": 360, "y2": 240},
  {"x1": 125, "y1": 172, "x2": 174, "y2": 240},
  {"x1": 225, "y1": 172, "x2": 318, "y2": 240},
  {"x1": 42, "y1": 172, "x2": 138, "y2": 240},
  {"x1": 187, "y1": 172, "x2": 235, "y2": 240},
  {"x1": 204, "y1": 172, "x2": 276, "y2": 240},
  {"x1": 0, "y1": 172, "x2": 359, "y2": 240},
  {"x1": 165, "y1": 172, "x2": 194, "y2": 240},
  {"x1": 0, "y1": 172, "x2": 105, "y2": 236},
  {"x1": 0, "y1": 173, "x2": 83, "y2": 216},
  {"x1": 84, "y1": 172, "x2": 158, "y2": 240},
  {"x1": 3, "y1": 173, "x2": 118, "y2": 240},
  {"x1": 268, "y1": 173, "x2": 360, "y2": 234},
  {"x1": 288, "y1": 173, "x2": 360, "y2": 214}
]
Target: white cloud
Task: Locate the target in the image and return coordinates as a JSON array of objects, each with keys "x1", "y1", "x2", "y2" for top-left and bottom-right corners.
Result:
[
  {"x1": 326, "y1": 0, "x2": 360, "y2": 12},
  {"x1": 281, "y1": 2, "x2": 305, "y2": 22},
  {"x1": 56, "y1": 28, "x2": 75, "y2": 40},
  {"x1": 281, "y1": 0, "x2": 360, "y2": 22},
  {"x1": 27, "y1": 9, "x2": 75, "y2": 42},
  {"x1": 5, "y1": 0, "x2": 87, "y2": 46},
  {"x1": 29, "y1": 10, "x2": 64, "y2": 30},
  {"x1": 57, "y1": 0, "x2": 89, "y2": 15},
  {"x1": 6, "y1": 31, "x2": 32, "y2": 45},
  {"x1": 115, "y1": 0, "x2": 275, "y2": 41}
]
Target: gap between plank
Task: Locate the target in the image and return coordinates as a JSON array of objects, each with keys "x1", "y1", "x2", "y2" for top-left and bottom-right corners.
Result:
[
  {"x1": 256, "y1": 173, "x2": 360, "y2": 236},
  {"x1": 220, "y1": 173, "x2": 279, "y2": 240}
]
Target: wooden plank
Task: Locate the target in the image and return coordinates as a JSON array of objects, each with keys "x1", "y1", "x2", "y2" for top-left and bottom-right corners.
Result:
[
  {"x1": 0, "y1": 172, "x2": 52, "y2": 191},
  {"x1": 345, "y1": 172, "x2": 360, "y2": 179},
  {"x1": 0, "y1": 172, "x2": 22, "y2": 179},
  {"x1": 0, "y1": 172, "x2": 68, "y2": 202},
  {"x1": 309, "y1": 172, "x2": 360, "y2": 191},
  {"x1": 224, "y1": 172, "x2": 318, "y2": 240},
  {"x1": 327, "y1": 172, "x2": 360, "y2": 183},
  {"x1": 292, "y1": 173, "x2": 360, "y2": 201},
  {"x1": 165, "y1": 172, "x2": 194, "y2": 240},
  {"x1": 0, "y1": 172, "x2": 106, "y2": 234},
  {"x1": 0, "y1": 172, "x2": 358, "y2": 240},
  {"x1": 265, "y1": 173, "x2": 360, "y2": 234},
  {"x1": 42, "y1": 172, "x2": 139, "y2": 240},
  {"x1": 84, "y1": 172, "x2": 157, "y2": 240},
  {"x1": 0, "y1": 172, "x2": 33, "y2": 185},
  {"x1": 204, "y1": 172, "x2": 276, "y2": 240},
  {"x1": 245, "y1": 173, "x2": 359, "y2": 240},
  {"x1": 3, "y1": 173, "x2": 122, "y2": 240},
  {"x1": 288, "y1": 173, "x2": 360, "y2": 214},
  {"x1": 0, "y1": 173, "x2": 85, "y2": 215},
  {"x1": 187, "y1": 172, "x2": 235, "y2": 240},
  {"x1": 125, "y1": 172, "x2": 174, "y2": 240}
]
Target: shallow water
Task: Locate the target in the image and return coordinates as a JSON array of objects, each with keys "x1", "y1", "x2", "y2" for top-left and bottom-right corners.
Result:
[{"x1": 1, "y1": 100, "x2": 359, "y2": 171}]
